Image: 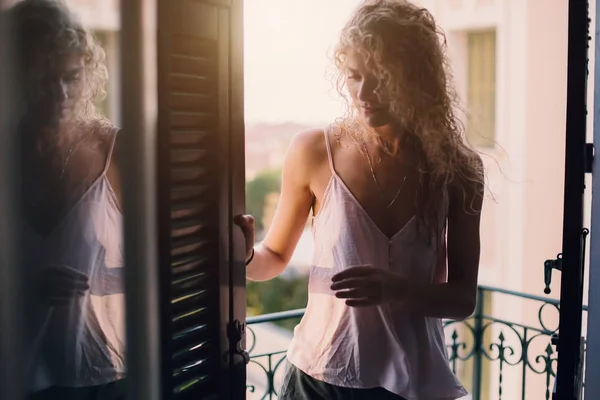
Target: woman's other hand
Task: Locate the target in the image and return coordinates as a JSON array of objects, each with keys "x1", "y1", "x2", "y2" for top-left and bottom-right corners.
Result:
[{"x1": 330, "y1": 265, "x2": 406, "y2": 307}]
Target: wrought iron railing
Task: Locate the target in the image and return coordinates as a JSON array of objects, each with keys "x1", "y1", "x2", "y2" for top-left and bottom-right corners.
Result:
[{"x1": 245, "y1": 285, "x2": 589, "y2": 400}]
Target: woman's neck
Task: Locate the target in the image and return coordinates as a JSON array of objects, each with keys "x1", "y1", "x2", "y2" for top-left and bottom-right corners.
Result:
[
  {"x1": 368, "y1": 123, "x2": 407, "y2": 156},
  {"x1": 25, "y1": 121, "x2": 83, "y2": 159}
]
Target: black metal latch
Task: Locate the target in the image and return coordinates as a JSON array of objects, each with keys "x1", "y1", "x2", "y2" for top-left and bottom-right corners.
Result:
[
  {"x1": 544, "y1": 253, "x2": 563, "y2": 294},
  {"x1": 543, "y1": 228, "x2": 589, "y2": 294},
  {"x1": 228, "y1": 319, "x2": 250, "y2": 365},
  {"x1": 584, "y1": 143, "x2": 594, "y2": 173}
]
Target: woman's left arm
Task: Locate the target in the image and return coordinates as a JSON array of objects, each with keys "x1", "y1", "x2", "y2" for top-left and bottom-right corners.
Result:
[{"x1": 399, "y1": 175, "x2": 483, "y2": 320}]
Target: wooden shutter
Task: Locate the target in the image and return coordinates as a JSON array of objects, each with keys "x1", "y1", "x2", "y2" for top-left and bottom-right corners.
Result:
[{"x1": 156, "y1": 0, "x2": 246, "y2": 399}]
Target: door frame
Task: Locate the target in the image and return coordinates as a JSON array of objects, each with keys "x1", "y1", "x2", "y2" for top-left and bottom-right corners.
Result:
[
  {"x1": 119, "y1": 0, "x2": 162, "y2": 399},
  {"x1": 585, "y1": 1, "x2": 600, "y2": 397},
  {"x1": 555, "y1": 0, "x2": 592, "y2": 398},
  {"x1": 228, "y1": 1, "x2": 249, "y2": 398}
]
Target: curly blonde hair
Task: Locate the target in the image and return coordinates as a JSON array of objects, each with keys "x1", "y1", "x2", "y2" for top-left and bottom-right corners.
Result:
[
  {"x1": 332, "y1": 0, "x2": 484, "y2": 234},
  {"x1": 10, "y1": 0, "x2": 113, "y2": 139}
]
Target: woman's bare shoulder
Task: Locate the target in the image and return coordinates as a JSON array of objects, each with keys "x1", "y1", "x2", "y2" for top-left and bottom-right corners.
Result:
[
  {"x1": 82, "y1": 119, "x2": 118, "y2": 149},
  {"x1": 286, "y1": 126, "x2": 330, "y2": 166}
]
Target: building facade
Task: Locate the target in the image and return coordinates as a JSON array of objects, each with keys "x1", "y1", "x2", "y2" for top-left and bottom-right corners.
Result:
[{"x1": 422, "y1": 0, "x2": 595, "y2": 398}]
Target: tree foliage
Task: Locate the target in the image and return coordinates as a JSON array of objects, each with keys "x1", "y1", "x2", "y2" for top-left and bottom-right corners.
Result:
[
  {"x1": 247, "y1": 275, "x2": 309, "y2": 331},
  {"x1": 246, "y1": 168, "x2": 306, "y2": 331},
  {"x1": 245, "y1": 169, "x2": 281, "y2": 231}
]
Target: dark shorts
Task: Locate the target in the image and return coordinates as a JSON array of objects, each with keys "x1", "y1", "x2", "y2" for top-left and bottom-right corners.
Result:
[
  {"x1": 28, "y1": 379, "x2": 126, "y2": 400},
  {"x1": 279, "y1": 363, "x2": 406, "y2": 400}
]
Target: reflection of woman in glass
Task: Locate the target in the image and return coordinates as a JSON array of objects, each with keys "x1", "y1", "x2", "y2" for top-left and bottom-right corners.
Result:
[
  {"x1": 236, "y1": 0, "x2": 484, "y2": 398},
  {"x1": 10, "y1": 1, "x2": 126, "y2": 398}
]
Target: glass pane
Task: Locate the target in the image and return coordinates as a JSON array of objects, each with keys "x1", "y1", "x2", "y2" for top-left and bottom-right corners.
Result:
[{"x1": 3, "y1": 0, "x2": 127, "y2": 398}]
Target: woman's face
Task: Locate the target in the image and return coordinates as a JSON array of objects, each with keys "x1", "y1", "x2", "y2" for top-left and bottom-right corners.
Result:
[
  {"x1": 344, "y1": 50, "x2": 394, "y2": 128},
  {"x1": 26, "y1": 52, "x2": 85, "y2": 129},
  {"x1": 47, "y1": 53, "x2": 85, "y2": 123}
]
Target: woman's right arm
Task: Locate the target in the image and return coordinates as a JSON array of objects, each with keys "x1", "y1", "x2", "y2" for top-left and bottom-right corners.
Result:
[{"x1": 244, "y1": 129, "x2": 323, "y2": 281}]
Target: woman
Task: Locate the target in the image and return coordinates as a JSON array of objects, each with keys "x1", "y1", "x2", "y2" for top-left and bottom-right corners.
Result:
[
  {"x1": 10, "y1": 0, "x2": 126, "y2": 398},
  {"x1": 235, "y1": 0, "x2": 484, "y2": 399}
]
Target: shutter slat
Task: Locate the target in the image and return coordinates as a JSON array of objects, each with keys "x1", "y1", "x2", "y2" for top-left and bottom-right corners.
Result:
[
  {"x1": 170, "y1": 94, "x2": 212, "y2": 113},
  {"x1": 171, "y1": 219, "x2": 203, "y2": 235},
  {"x1": 171, "y1": 288, "x2": 208, "y2": 304},
  {"x1": 172, "y1": 358, "x2": 210, "y2": 377},
  {"x1": 171, "y1": 55, "x2": 213, "y2": 75},
  {"x1": 172, "y1": 271, "x2": 207, "y2": 289},
  {"x1": 172, "y1": 323, "x2": 209, "y2": 341},
  {"x1": 170, "y1": 113, "x2": 214, "y2": 130},
  {"x1": 171, "y1": 148, "x2": 208, "y2": 163},
  {"x1": 173, "y1": 366, "x2": 212, "y2": 388},
  {"x1": 170, "y1": 240, "x2": 209, "y2": 254},
  {"x1": 172, "y1": 306, "x2": 209, "y2": 323},
  {"x1": 171, "y1": 184, "x2": 209, "y2": 202},
  {"x1": 170, "y1": 204, "x2": 207, "y2": 219},
  {"x1": 171, "y1": 173, "x2": 209, "y2": 188},
  {"x1": 172, "y1": 34, "x2": 216, "y2": 58},
  {"x1": 170, "y1": 129, "x2": 210, "y2": 147},
  {"x1": 173, "y1": 375, "x2": 210, "y2": 395},
  {"x1": 171, "y1": 217, "x2": 203, "y2": 231},
  {"x1": 171, "y1": 255, "x2": 208, "y2": 275},
  {"x1": 172, "y1": 338, "x2": 210, "y2": 359}
]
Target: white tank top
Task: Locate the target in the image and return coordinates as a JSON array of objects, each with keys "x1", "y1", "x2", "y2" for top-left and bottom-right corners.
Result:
[
  {"x1": 22, "y1": 133, "x2": 126, "y2": 392},
  {"x1": 286, "y1": 129, "x2": 468, "y2": 399}
]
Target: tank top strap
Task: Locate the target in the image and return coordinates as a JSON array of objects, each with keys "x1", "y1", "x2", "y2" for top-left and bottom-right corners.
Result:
[
  {"x1": 323, "y1": 126, "x2": 336, "y2": 175},
  {"x1": 101, "y1": 129, "x2": 119, "y2": 176}
]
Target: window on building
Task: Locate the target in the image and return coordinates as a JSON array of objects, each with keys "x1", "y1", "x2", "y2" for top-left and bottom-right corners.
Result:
[{"x1": 466, "y1": 29, "x2": 496, "y2": 148}]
